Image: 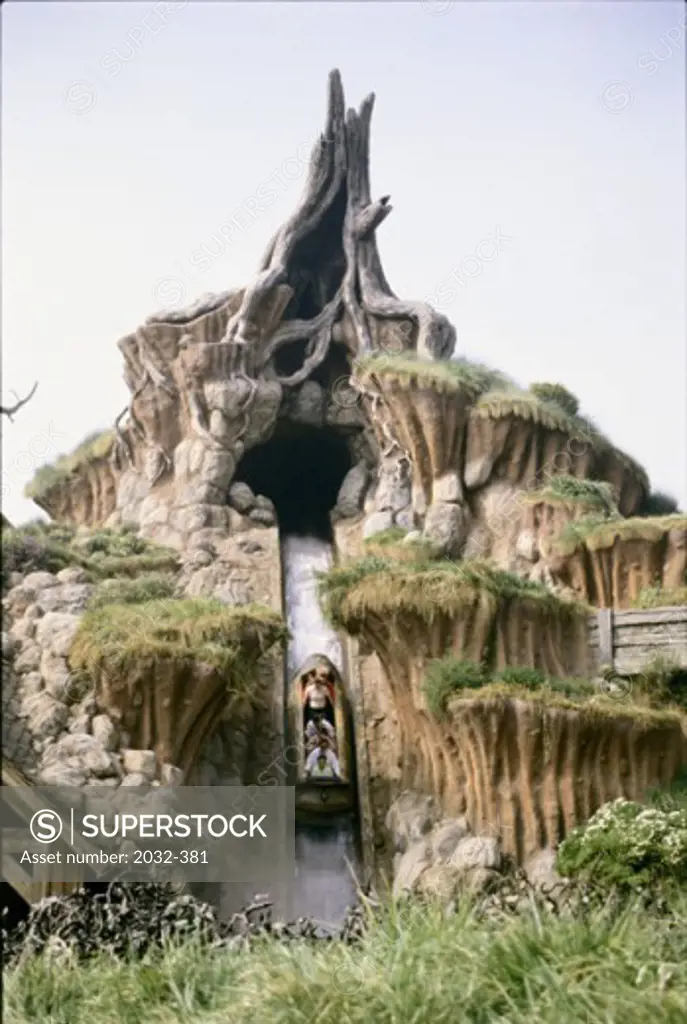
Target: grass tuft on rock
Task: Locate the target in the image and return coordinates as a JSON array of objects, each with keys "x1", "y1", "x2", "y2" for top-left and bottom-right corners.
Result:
[
  {"x1": 523, "y1": 475, "x2": 619, "y2": 515},
  {"x1": 319, "y1": 555, "x2": 588, "y2": 630},
  {"x1": 87, "y1": 572, "x2": 179, "y2": 610},
  {"x1": 24, "y1": 429, "x2": 115, "y2": 500},
  {"x1": 2, "y1": 522, "x2": 180, "y2": 591},
  {"x1": 423, "y1": 656, "x2": 601, "y2": 720},
  {"x1": 554, "y1": 513, "x2": 687, "y2": 555},
  {"x1": 69, "y1": 599, "x2": 287, "y2": 687},
  {"x1": 357, "y1": 352, "x2": 515, "y2": 396},
  {"x1": 528, "y1": 381, "x2": 580, "y2": 417},
  {"x1": 363, "y1": 527, "x2": 439, "y2": 563}
]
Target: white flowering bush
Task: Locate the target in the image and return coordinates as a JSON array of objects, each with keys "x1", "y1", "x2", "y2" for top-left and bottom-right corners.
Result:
[{"x1": 556, "y1": 797, "x2": 687, "y2": 892}]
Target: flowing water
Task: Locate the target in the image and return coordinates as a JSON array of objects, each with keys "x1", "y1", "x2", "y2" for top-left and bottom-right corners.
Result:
[{"x1": 281, "y1": 533, "x2": 361, "y2": 926}]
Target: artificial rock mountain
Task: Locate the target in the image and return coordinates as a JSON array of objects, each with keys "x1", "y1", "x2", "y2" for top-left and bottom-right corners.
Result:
[{"x1": 17, "y1": 70, "x2": 687, "y2": 890}]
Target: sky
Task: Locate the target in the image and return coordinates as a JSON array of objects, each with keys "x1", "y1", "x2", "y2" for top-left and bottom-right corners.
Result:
[{"x1": 2, "y1": 0, "x2": 686, "y2": 524}]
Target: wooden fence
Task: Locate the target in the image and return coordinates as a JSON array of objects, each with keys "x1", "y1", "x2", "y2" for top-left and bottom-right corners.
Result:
[{"x1": 588, "y1": 606, "x2": 687, "y2": 675}]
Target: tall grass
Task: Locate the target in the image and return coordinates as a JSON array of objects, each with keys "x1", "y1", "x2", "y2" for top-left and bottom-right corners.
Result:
[{"x1": 5, "y1": 896, "x2": 687, "y2": 1023}]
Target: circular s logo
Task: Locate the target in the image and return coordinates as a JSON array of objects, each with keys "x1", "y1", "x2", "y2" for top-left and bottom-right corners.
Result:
[{"x1": 30, "y1": 809, "x2": 63, "y2": 844}]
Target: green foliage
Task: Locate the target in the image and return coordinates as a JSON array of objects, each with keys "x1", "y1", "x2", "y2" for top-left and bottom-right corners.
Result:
[
  {"x1": 631, "y1": 657, "x2": 687, "y2": 711},
  {"x1": 357, "y1": 352, "x2": 515, "y2": 396},
  {"x1": 87, "y1": 573, "x2": 178, "y2": 610},
  {"x1": 423, "y1": 658, "x2": 487, "y2": 717},
  {"x1": 556, "y1": 797, "x2": 687, "y2": 893},
  {"x1": 529, "y1": 381, "x2": 580, "y2": 417},
  {"x1": 69, "y1": 599, "x2": 287, "y2": 688},
  {"x1": 6, "y1": 894, "x2": 687, "y2": 1023},
  {"x1": 422, "y1": 658, "x2": 598, "y2": 720},
  {"x1": 555, "y1": 513, "x2": 687, "y2": 554},
  {"x1": 363, "y1": 527, "x2": 408, "y2": 546},
  {"x1": 527, "y1": 475, "x2": 618, "y2": 514},
  {"x1": 633, "y1": 586, "x2": 687, "y2": 609},
  {"x1": 1, "y1": 522, "x2": 180, "y2": 592},
  {"x1": 639, "y1": 491, "x2": 680, "y2": 516},
  {"x1": 648, "y1": 767, "x2": 687, "y2": 814},
  {"x1": 2, "y1": 521, "x2": 77, "y2": 588},
  {"x1": 493, "y1": 666, "x2": 547, "y2": 689},
  {"x1": 319, "y1": 554, "x2": 587, "y2": 629},
  {"x1": 25, "y1": 430, "x2": 115, "y2": 499}
]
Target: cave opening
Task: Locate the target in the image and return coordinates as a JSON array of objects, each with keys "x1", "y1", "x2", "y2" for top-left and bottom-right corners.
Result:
[{"x1": 234, "y1": 422, "x2": 352, "y2": 540}]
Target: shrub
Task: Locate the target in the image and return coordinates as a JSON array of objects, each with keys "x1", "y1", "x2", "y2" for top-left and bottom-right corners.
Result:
[
  {"x1": 648, "y1": 768, "x2": 687, "y2": 814},
  {"x1": 556, "y1": 797, "x2": 687, "y2": 892},
  {"x1": 631, "y1": 657, "x2": 687, "y2": 710},
  {"x1": 492, "y1": 666, "x2": 546, "y2": 689},
  {"x1": 639, "y1": 491, "x2": 680, "y2": 516},
  {"x1": 633, "y1": 585, "x2": 687, "y2": 609},
  {"x1": 1, "y1": 523, "x2": 78, "y2": 589},
  {"x1": 422, "y1": 657, "x2": 487, "y2": 718},
  {"x1": 87, "y1": 573, "x2": 178, "y2": 610},
  {"x1": 529, "y1": 382, "x2": 580, "y2": 417},
  {"x1": 1, "y1": 522, "x2": 180, "y2": 592},
  {"x1": 529, "y1": 475, "x2": 618, "y2": 514}
]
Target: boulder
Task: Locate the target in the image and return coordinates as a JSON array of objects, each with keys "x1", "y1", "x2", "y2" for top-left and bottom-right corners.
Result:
[
  {"x1": 423, "y1": 501, "x2": 470, "y2": 556},
  {"x1": 56, "y1": 567, "x2": 89, "y2": 584},
  {"x1": 39, "y1": 650, "x2": 72, "y2": 701},
  {"x1": 248, "y1": 507, "x2": 276, "y2": 528},
  {"x1": 160, "y1": 763, "x2": 184, "y2": 787},
  {"x1": 14, "y1": 641, "x2": 42, "y2": 675},
  {"x1": 25, "y1": 693, "x2": 69, "y2": 741},
  {"x1": 448, "y1": 834, "x2": 501, "y2": 872},
  {"x1": 393, "y1": 840, "x2": 432, "y2": 897},
  {"x1": 335, "y1": 462, "x2": 369, "y2": 518},
  {"x1": 37, "y1": 583, "x2": 94, "y2": 615},
  {"x1": 363, "y1": 511, "x2": 394, "y2": 539},
  {"x1": 385, "y1": 791, "x2": 439, "y2": 854},
  {"x1": 228, "y1": 482, "x2": 255, "y2": 514},
  {"x1": 91, "y1": 714, "x2": 119, "y2": 752},
  {"x1": 121, "y1": 749, "x2": 158, "y2": 781}
]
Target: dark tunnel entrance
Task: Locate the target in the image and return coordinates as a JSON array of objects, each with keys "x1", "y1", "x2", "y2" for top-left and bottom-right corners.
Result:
[{"x1": 233, "y1": 423, "x2": 352, "y2": 540}]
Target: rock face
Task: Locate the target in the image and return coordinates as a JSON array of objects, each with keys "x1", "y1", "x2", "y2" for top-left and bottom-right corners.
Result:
[
  {"x1": 2, "y1": 555, "x2": 285, "y2": 792},
  {"x1": 28, "y1": 444, "x2": 119, "y2": 529},
  {"x1": 386, "y1": 792, "x2": 503, "y2": 900},
  {"x1": 3, "y1": 570, "x2": 127, "y2": 787},
  {"x1": 546, "y1": 515, "x2": 687, "y2": 608},
  {"x1": 354, "y1": 666, "x2": 687, "y2": 869}
]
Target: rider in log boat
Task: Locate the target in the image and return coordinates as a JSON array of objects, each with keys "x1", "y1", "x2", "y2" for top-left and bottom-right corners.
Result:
[{"x1": 289, "y1": 654, "x2": 353, "y2": 810}]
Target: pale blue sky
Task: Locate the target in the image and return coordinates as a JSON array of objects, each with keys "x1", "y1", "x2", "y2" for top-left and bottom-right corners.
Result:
[{"x1": 2, "y1": 1, "x2": 685, "y2": 523}]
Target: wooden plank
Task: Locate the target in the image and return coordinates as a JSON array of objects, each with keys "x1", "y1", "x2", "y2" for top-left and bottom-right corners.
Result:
[
  {"x1": 596, "y1": 609, "x2": 614, "y2": 666},
  {"x1": 612, "y1": 608, "x2": 687, "y2": 627},
  {"x1": 613, "y1": 634, "x2": 687, "y2": 649}
]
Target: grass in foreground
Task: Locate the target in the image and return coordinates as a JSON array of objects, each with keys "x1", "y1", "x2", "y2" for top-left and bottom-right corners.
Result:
[{"x1": 4, "y1": 896, "x2": 687, "y2": 1024}]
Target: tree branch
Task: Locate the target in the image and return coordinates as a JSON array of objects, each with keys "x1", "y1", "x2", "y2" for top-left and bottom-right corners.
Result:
[{"x1": 1, "y1": 382, "x2": 38, "y2": 421}]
